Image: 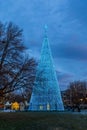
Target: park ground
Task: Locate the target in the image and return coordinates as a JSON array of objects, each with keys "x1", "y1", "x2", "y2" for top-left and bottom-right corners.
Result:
[{"x1": 0, "y1": 111, "x2": 87, "y2": 130}]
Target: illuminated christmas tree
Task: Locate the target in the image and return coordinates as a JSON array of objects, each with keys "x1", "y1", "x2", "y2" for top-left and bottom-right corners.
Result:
[{"x1": 29, "y1": 26, "x2": 64, "y2": 111}]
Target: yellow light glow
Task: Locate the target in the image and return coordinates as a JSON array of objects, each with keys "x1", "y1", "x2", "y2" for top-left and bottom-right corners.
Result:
[
  {"x1": 47, "y1": 103, "x2": 50, "y2": 110},
  {"x1": 80, "y1": 99, "x2": 83, "y2": 101},
  {"x1": 11, "y1": 102, "x2": 19, "y2": 110}
]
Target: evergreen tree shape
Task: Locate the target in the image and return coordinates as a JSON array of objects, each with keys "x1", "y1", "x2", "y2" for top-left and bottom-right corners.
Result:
[{"x1": 29, "y1": 25, "x2": 64, "y2": 111}]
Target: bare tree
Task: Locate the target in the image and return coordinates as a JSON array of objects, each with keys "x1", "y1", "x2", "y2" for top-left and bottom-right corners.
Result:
[
  {"x1": 0, "y1": 22, "x2": 36, "y2": 98},
  {"x1": 63, "y1": 81, "x2": 87, "y2": 106}
]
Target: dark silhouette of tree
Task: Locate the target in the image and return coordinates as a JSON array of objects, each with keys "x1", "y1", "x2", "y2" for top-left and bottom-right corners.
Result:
[
  {"x1": 0, "y1": 22, "x2": 36, "y2": 98},
  {"x1": 63, "y1": 81, "x2": 87, "y2": 106}
]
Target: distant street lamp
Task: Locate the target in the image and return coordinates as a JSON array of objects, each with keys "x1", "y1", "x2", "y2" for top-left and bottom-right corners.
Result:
[{"x1": 85, "y1": 97, "x2": 87, "y2": 100}]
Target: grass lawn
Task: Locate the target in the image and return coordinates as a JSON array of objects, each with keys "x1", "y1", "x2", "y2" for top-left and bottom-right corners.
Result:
[{"x1": 0, "y1": 111, "x2": 87, "y2": 130}]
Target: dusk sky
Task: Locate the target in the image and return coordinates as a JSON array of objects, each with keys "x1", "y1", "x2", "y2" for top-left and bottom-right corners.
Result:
[{"x1": 0, "y1": 0, "x2": 87, "y2": 90}]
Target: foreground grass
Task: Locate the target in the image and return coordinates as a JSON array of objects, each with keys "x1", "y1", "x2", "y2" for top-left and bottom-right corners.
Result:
[{"x1": 0, "y1": 111, "x2": 87, "y2": 130}]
